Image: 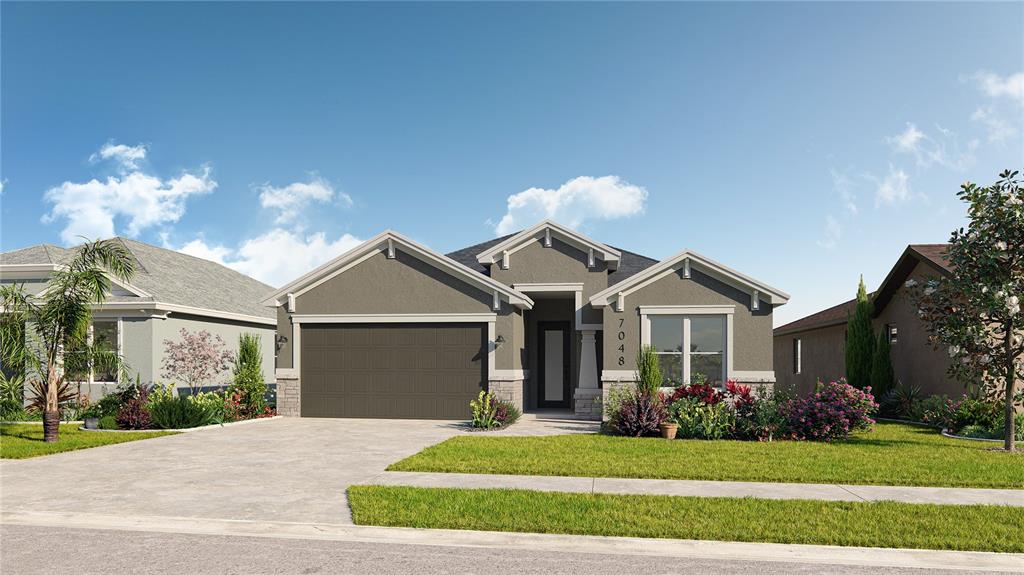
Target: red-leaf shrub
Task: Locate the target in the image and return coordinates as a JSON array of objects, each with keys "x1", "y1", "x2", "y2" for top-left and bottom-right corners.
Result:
[
  {"x1": 116, "y1": 386, "x2": 151, "y2": 430},
  {"x1": 781, "y1": 379, "x2": 877, "y2": 442},
  {"x1": 614, "y1": 392, "x2": 667, "y2": 437},
  {"x1": 666, "y1": 383, "x2": 723, "y2": 405}
]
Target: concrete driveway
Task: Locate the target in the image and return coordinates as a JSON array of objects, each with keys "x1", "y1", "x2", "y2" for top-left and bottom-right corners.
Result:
[{"x1": 0, "y1": 418, "x2": 464, "y2": 525}]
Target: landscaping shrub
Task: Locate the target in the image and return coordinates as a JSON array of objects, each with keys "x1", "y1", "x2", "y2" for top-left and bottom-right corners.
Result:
[
  {"x1": 116, "y1": 385, "x2": 151, "y2": 430},
  {"x1": 879, "y1": 382, "x2": 923, "y2": 419},
  {"x1": 150, "y1": 395, "x2": 221, "y2": 429},
  {"x1": 493, "y1": 400, "x2": 521, "y2": 427},
  {"x1": 922, "y1": 395, "x2": 1007, "y2": 437},
  {"x1": 229, "y1": 333, "x2": 267, "y2": 416},
  {"x1": 469, "y1": 391, "x2": 519, "y2": 430},
  {"x1": 781, "y1": 379, "x2": 877, "y2": 442},
  {"x1": 666, "y1": 382, "x2": 722, "y2": 405},
  {"x1": 82, "y1": 392, "x2": 124, "y2": 420},
  {"x1": 98, "y1": 415, "x2": 118, "y2": 430},
  {"x1": 613, "y1": 392, "x2": 666, "y2": 437},
  {"x1": 668, "y1": 397, "x2": 733, "y2": 439},
  {"x1": 189, "y1": 391, "x2": 226, "y2": 420},
  {"x1": 634, "y1": 345, "x2": 662, "y2": 396},
  {"x1": 733, "y1": 387, "x2": 789, "y2": 441}
]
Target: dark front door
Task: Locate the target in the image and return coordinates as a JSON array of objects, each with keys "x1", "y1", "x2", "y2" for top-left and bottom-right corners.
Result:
[
  {"x1": 537, "y1": 321, "x2": 571, "y2": 408},
  {"x1": 300, "y1": 323, "x2": 486, "y2": 419}
]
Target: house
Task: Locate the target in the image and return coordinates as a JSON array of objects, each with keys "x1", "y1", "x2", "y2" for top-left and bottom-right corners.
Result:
[
  {"x1": 264, "y1": 221, "x2": 789, "y2": 420},
  {"x1": 0, "y1": 238, "x2": 277, "y2": 397},
  {"x1": 773, "y1": 244, "x2": 957, "y2": 398}
]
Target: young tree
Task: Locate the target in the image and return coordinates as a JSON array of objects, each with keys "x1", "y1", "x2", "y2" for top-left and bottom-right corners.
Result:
[
  {"x1": 161, "y1": 329, "x2": 234, "y2": 396},
  {"x1": 845, "y1": 277, "x2": 875, "y2": 389},
  {"x1": 0, "y1": 239, "x2": 135, "y2": 442},
  {"x1": 907, "y1": 170, "x2": 1023, "y2": 451},
  {"x1": 870, "y1": 330, "x2": 894, "y2": 399},
  {"x1": 230, "y1": 333, "x2": 266, "y2": 415}
]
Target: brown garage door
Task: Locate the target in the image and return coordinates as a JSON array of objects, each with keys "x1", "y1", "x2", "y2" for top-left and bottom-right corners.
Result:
[{"x1": 300, "y1": 323, "x2": 486, "y2": 419}]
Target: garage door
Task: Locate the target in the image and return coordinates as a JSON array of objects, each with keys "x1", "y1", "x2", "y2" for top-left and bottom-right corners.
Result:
[{"x1": 300, "y1": 323, "x2": 487, "y2": 419}]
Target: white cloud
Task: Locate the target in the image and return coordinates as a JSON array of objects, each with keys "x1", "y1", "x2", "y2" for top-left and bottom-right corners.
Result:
[
  {"x1": 43, "y1": 145, "x2": 216, "y2": 245},
  {"x1": 817, "y1": 214, "x2": 842, "y2": 249},
  {"x1": 90, "y1": 142, "x2": 148, "y2": 172},
  {"x1": 830, "y1": 169, "x2": 858, "y2": 215},
  {"x1": 873, "y1": 166, "x2": 912, "y2": 207},
  {"x1": 170, "y1": 229, "x2": 363, "y2": 287},
  {"x1": 971, "y1": 106, "x2": 1016, "y2": 143},
  {"x1": 885, "y1": 122, "x2": 976, "y2": 170},
  {"x1": 493, "y1": 175, "x2": 647, "y2": 235},
  {"x1": 256, "y1": 174, "x2": 349, "y2": 224},
  {"x1": 969, "y1": 70, "x2": 1024, "y2": 104}
]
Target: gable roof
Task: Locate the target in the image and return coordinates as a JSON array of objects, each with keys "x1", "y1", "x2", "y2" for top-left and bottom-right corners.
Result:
[
  {"x1": 446, "y1": 233, "x2": 517, "y2": 275},
  {"x1": 475, "y1": 220, "x2": 622, "y2": 270},
  {"x1": 773, "y1": 244, "x2": 951, "y2": 337},
  {"x1": 1, "y1": 238, "x2": 276, "y2": 324},
  {"x1": 590, "y1": 248, "x2": 790, "y2": 307},
  {"x1": 262, "y1": 230, "x2": 534, "y2": 309}
]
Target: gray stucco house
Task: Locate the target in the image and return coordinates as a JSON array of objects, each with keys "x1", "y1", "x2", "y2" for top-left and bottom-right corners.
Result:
[
  {"x1": 266, "y1": 221, "x2": 789, "y2": 420},
  {"x1": 0, "y1": 238, "x2": 276, "y2": 397}
]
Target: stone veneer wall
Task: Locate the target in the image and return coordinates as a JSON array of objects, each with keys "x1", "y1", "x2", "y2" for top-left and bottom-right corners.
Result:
[
  {"x1": 573, "y1": 388, "x2": 602, "y2": 420},
  {"x1": 488, "y1": 379, "x2": 525, "y2": 413},
  {"x1": 277, "y1": 376, "x2": 300, "y2": 417}
]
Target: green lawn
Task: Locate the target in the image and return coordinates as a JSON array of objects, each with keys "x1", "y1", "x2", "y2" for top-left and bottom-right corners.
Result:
[
  {"x1": 0, "y1": 424, "x2": 176, "y2": 459},
  {"x1": 389, "y1": 423, "x2": 1022, "y2": 488},
  {"x1": 349, "y1": 486, "x2": 1024, "y2": 553}
]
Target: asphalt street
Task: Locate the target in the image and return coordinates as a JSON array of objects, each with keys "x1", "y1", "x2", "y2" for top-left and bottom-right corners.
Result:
[{"x1": 0, "y1": 524, "x2": 999, "y2": 575}]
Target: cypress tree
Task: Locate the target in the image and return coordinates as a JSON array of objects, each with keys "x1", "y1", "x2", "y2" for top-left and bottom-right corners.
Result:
[
  {"x1": 844, "y1": 276, "x2": 875, "y2": 389},
  {"x1": 870, "y1": 329, "x2": 894, "y2": 398}
]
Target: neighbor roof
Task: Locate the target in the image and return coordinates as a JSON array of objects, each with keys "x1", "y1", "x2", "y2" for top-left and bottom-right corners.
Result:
[
  {"x1": 1, "y1": 238, "x2": 276, "y2": 321},
  {"x1": 773, "y1": 244, "x2": 951, "y2": 337}
]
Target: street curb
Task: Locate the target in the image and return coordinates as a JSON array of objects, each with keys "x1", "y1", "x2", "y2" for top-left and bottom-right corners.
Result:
[{"x1": 2, "y1": 510, "x2": 1022, "y2": 572}]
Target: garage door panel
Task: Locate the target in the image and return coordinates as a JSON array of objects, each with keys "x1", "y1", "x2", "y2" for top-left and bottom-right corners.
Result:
[{"x1": 301, "y1": 323, "x2": 485, "y2": 419}]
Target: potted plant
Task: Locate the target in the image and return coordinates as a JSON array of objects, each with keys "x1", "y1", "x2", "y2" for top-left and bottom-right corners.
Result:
[{"x1": 659, "y1": 421, "x2": 678, "y2": 439}]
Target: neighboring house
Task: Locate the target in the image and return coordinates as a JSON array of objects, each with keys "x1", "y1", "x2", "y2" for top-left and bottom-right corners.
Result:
[
  {"x1": 0, "y1": 238, "x2": 276, "y2": 397},
  {"x1": 773, "y1": 244, "x2": 957, "y2": 397},
  {"x1": 265, "y1": 220, "x2": 789, "y2": 420}
]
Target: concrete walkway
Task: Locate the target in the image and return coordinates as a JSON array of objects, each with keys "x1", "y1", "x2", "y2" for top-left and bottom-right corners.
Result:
[{"x1": 368, "y1": 471, "x2": 1024, "y2": 506}]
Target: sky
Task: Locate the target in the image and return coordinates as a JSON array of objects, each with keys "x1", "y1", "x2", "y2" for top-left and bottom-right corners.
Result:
[{"x1": 1, "y1": 1, "x2": 1022, "y2": 327}]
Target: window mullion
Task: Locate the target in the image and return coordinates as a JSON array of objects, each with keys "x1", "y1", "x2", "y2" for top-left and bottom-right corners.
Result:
[{"x1": 682, "y1": 317, "x2": 691, "y2": 385}]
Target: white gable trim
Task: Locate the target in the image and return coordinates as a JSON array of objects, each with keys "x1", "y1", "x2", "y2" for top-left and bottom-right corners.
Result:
[
  {"x1": 261, "y1": 230, "x2": 534, "y2": 310},
  {"x1": 589, "y1": 249, "x2": 789, "y2": 308},
  {"x1": 475, "y1": 220, "x2": 621, "y2": 270},
  {"x1": 0, "y1": 264, "x2": 150, "y2": 298}
]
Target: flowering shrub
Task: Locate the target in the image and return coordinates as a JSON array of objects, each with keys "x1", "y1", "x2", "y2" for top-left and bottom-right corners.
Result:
[
  {"x1": 733, "y1": 386, "x2": 789, "y2": 441},
  {"x1": 613, "y1": 392, "x2": 667, "y2": 437},
  {"x1": 921, "y1": 394, "x2": 1002, "y2": 434},
  {"x1": 666, "y1": 382, "x2": 722, "y2": 405},
  {"x1": 781, "y1": 379, "x2": 877, "y2": 442},
  {"x1": 469, "y1": 391, "x2": 519, "y2": 430}
]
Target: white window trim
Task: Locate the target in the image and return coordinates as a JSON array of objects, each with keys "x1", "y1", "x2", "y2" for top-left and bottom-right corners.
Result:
[
  {"x1": 793, "y1": 338, "x2": 802, "y2": 375},
  {"x1": 639, "y1": 306, "x2": 734, "y2": 383},
  {"x1": 68, "y1": 318, "x2": 123, "y2": 386}
]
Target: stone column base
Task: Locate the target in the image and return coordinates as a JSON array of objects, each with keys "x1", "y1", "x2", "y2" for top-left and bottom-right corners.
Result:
[
  {"x1": 488, "y1": 378, "x2": 525, "y2": 413},
  {"x1": 276, "y1": 376, "x2": 300, "y2": 417},
  {"x1": 573, "y1": 388, "x2": 602, "y2": 420}
]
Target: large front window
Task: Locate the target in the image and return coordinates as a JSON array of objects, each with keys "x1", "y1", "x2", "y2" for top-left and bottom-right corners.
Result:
[
  {"x1": 66, "y1": 320, "x2": 120, "y2": 384},
  {"x1": 649, "y1": 315, "x2": 726, "y2": 386}
]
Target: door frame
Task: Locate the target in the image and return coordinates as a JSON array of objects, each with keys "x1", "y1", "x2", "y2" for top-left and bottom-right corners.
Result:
[{"x1": 537, "y1": 321, "x2": 571, "y2": 409}]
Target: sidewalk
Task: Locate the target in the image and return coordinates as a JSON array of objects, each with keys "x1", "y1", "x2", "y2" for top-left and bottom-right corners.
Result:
[
  {"x1": 367, "y1": 471, "x2": 1024, "y2": 506},
  {"x1": 5, "y1": 510, "x2": 1023, "y2": 573}
]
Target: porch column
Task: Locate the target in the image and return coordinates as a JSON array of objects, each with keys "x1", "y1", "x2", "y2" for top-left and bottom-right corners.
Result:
[
  {"x1": 574, "y1": 329, "x2": 601, "y2": 419},
  {"x1": 578, "y1": 330, "x2": 599, "y2": 389}
]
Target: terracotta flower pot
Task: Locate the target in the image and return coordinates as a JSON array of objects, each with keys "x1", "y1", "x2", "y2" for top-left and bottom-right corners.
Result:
[{"x1": 659, "y1": 422, "x2": 678, "y2": 439}]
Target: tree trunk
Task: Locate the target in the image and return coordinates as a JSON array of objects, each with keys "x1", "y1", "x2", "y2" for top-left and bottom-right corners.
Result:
[
  {"x1": 1005, "y1": 320, "x2": 1016, "y2": 452},
  {"x1": 44, "y1": 364, "x2": 60, "y2": 443}
]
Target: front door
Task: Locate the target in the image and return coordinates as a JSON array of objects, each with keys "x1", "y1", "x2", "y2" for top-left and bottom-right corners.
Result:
[{"x1": 538, "y1": 321, "x2": 571, "y2": 408}]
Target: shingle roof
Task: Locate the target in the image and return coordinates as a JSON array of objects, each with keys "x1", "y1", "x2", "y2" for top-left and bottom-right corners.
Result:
[
  {"x1": 444, "y1": 233, "x2": 660, "y2": 284},
  {"x1": 774, "y1": 243, "x2": 952, "y2": 337},
  {"x1": 1, "y1": 238, "x2": 275, "y2": 319}
]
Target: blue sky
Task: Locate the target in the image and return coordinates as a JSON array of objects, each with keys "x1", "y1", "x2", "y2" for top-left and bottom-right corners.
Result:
[{"x1": 2, "y1": 2, "x2": 1021, "y2": 326}]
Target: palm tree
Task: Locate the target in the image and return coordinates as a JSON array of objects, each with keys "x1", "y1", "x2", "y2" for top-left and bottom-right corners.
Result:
[{"x1": 0, "y1": 239, "x2": 135, "y2": 442}]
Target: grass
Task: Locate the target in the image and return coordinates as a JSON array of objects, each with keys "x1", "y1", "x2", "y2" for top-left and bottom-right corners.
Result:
[
  {"x1": 389, "y1": 422, "x2": 1022, "y2": 488},
  {"x1": 0, "y1": 423, "x2": 176, "y2": 459},
  {"x1": 348, "y1": 485, "x2": 1024, "y2": 553}
]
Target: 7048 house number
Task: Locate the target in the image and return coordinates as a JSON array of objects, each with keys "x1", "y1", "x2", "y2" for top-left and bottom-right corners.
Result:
[{"x1": 617, "y1": 318, "x2": 626, "y2": 366}]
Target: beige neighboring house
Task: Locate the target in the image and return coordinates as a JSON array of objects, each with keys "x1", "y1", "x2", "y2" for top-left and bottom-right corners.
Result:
[
  {"x1": 773, "y1": 244, "x2": 958, "y2": 398},
  {"x1": 266, "y1": 220, "x2": 789, "y2": 420},
  {"x1": 0, "y1": 238, "x2": 277, "y2": 397}
]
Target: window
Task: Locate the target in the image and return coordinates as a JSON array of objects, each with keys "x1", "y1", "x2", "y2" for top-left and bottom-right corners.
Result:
[
  {"x1": 887, "y1": 324, "x2": 898, "y2": 345},
  {"x1": 649, "y1": 315, "x2": 726, "y2": 386},
  {"x1": 65, "y1": 320, "x2": 120, "y2": 384},
  {"x1": 793, "y1": 338, "x2": 802, "y2": 374}
]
